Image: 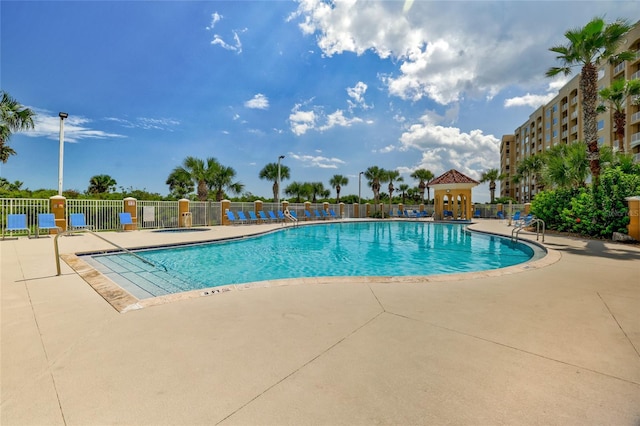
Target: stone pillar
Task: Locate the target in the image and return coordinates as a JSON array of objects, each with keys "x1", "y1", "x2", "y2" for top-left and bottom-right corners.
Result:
[
  {"x1": 323, "y1": 202, "x2": 329, "y2": 215},
  {"x1": 524, "y1": 203, "x2": 531, "y2": 215},
  {"x1": 282, "y1": 200, "x2": 289, "y2": 213},
  {"x1": 179, "y1": 198, "x2": 191, "y2": 227},
  {"x1": 254, "y1": 200, "x2": 264, "y2": 222},
  {"x1": 221, "y1": 200, "x2": 231, "y2": 225},
  {"x1": 123, "y1": 197, "x2": 137, "y2": 230},
  {"x1": 304, "y1": 201, "x2": 311, "y2": 220},
  {"x1": 626, "y1": 197, "x2": 640, "y2": 241},
  {"x1": 339, "y1": 202, "x2": 345, "y2": 218},
  {"x1": 49, "y1": 195, "x2": 66, "y2": 233},
  {"x1": 354, "y1": 203, "x2": 359, "y2": 218},
  {"x1": 365, "y1": 203, "x2": 371, "y2": 218},
  {"x1": 399, "y1": 203, "x2": 404, "y2": 214}
]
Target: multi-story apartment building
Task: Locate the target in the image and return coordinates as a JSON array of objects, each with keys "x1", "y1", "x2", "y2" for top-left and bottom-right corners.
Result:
[{"x1": 500, "y1": 20, "x2": 640, "y2": 202}]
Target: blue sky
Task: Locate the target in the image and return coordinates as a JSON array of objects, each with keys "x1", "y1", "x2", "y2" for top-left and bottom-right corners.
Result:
[{"x1": 2, "y1": 0, "x2": 638, "y2": 202}]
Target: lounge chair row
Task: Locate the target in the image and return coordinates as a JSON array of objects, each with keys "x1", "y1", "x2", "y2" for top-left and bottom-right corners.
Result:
[
  {"x1": 225, "y1": 209, "x2": 340, "y2": 225},
  {"x1": 2, "y1": 212, "x2": 136, "y2": 239}
]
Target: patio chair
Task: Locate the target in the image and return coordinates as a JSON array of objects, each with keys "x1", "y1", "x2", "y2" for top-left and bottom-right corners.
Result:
[
  {"x1": 268, "y1": 211, "x2": 279, "y2": 222},
  {"x1": 496, "y1": 211, "x2": 505, "y2": 220},
  {"x1": 303, "y1": 210, "x2": 312, "y2": 220},
  {"x1": 313, "y1": 209, "x2": 324, "y2": 220},
  {"x1": 277, "y1": 210, "x2": 286, "y2": 221},
  {"x1": 226, "y1": 210, "x2": 240, "y2": 225},
  {"x1": 512, "y1": 211, "x2": 521, "y2": 223},
  {"x1": 289, "y1": 210, "x2": 298, "y2": 220},
  {"x1": 118, "y1": 212, "x2": 135, "y2": 231},
  {"x1": 473, "y1": 209, "x2": 481, "y2": 218},
  {"x1": 69, "y1": 213, "x2": 93, "y2": 231},
  {"x1": 258, "y1": 211, "x2": 271, "y2": 223},
  {"x1": 36, "y1": 213, "x2": 62, "y2": 238},
  {"x1": 248, "y1": 211, "x2": 259, "y2": 223},
  {"x1": 2, "y1": 214, "x2": 31, "y2": 240},
  {"x1": 236, "y1": 211, "x2": 249, "y2": 224},
  {"x1": 329, "y1": 209, "x2": 339, "y2": 219}
]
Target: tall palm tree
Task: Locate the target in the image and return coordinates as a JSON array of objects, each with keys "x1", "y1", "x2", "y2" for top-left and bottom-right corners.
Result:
[
  {"x1": 597, "y1": 78, "x2": 640, "y2": 153},
  {"x1": 170, "y1": 157, "x2": 219, "y2": 201},
  {"x1": 259, "y1": 162, "x2": 291, "y2": 202},
  {"x1": 284, "y1": 181, "x2": 310, "y2": 203},
  {"x1": 386, "y1": 170, "x2": 402, "y2": 214},
  {"x1": 0, "y1": 91, "x2": 36, "y2": 163},
  {"x1": 329, "y1": 174, "x2": 348, "y2": 203},
  {"x1": 165, "y1": 168, "x2": 194, "y2": 199},
  {"x1": 410, "y1": 168, "x2": 434, "y2": 203},
  {"x1": 514, "y1": 155, "x2": 546, "y2": 201},
  {"x1": 480, "y1": 168, "x2": 504, "y2": 203},
  {"x1": 88, "y1": 174, "x2": 117, "y2": 194},
  {"x1": 398, "y1": 184, "x2": 410, "y2": 204},
  {"x1": 209, "y1": 164, "x2": 244, "y2": 201},
  {"x1": 546, "y1": 17, "x2": 633, "y2": 182},
  {"x1": 364, "y1": 166, "x2": 386, "y2": 210},
  {"x1": 309, "y1": 182, "x2": 327, "y2": 203}
]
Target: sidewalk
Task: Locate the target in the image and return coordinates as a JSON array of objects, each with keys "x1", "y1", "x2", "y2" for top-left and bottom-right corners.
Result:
[{"x1": 1, "y1": 220, "x2": 639, "y2": 425}]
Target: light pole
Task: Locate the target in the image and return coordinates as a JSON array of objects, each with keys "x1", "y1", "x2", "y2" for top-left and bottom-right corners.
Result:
[
  {"x1": 276, "y1": 155, "x2": 285, "y2": 206},
  {"x1": 58, "y1": 112, "x2": 69, "y2": 196},
  {"x1": 358, "y1": 171, "x2": 363, "y2": 217}
]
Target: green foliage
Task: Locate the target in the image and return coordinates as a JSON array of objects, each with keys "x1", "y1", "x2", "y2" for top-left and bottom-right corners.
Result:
[{"x1": 531, "y1": 166, "x2": 640, "y2": 238}]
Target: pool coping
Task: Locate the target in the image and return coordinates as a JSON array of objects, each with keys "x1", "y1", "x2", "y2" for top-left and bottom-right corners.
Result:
[{"x1": 60, "y1": 221, "x2": 561, "y2": 313}]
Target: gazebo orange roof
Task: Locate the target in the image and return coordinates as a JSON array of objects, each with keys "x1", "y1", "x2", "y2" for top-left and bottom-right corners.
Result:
[{"x1": 429, "y1": 169, "x2": 479, "y2": 186}]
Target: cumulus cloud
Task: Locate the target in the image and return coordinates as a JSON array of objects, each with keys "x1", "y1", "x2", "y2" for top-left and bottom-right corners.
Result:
[
  {"x1": 289, "y1": 0, "x2": 631, "y2": 106},
  {"x1": 318, "y1": 109, "x2": 363, "y2": 131},
  {"x1": 504, "y1": 76, "x2": 572, "y2": 109},
  {"x1": 397, "y1": 112, "x2": 500, "y2": 179},
  {"x1": 244, "y1": 93, "x2": 270, "y2": 110},
  {"x1": 289, "y1": 103, "x2": 365, "y2": 136},
  {"x1": 346, "y1": 81, "x2": 372, "y2": 111},
  {"x1": 205, "y1": 12, "x2": 222, "y2": 30},
  {"x1": 289, "y1": 152, "x2": 346, "y2": 169},
  {"x1": 289, "y1": 104, "x2": 317, "y2": 136}
]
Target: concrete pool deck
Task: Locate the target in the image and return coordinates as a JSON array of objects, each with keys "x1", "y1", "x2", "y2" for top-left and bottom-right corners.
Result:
[{"x1": 1, "y1": 219, "x2": 639, "y2": 425}]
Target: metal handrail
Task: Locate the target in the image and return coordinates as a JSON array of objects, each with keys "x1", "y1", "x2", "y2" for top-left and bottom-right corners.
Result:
[
  {"x1": 54, "y1": 229, "x2": 166, "y2": 276},
  {"x1": 511, "y1": 218, "x2": 545, "y2": 243}
]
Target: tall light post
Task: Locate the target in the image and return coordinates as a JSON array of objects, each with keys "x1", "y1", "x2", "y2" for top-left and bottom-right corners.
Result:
[
  {"x1": 276, "y1": 155, "x2": 285, "y2": 206},
  {"x1": 58, "y1": 112, "x2": 69, "y2": 196},
  {"x1": 358, "y1": 171, "x2": 363, "y2": 217}
]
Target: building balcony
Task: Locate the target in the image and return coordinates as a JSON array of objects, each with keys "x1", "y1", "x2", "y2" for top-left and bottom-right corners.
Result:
[
  {"x1": 571, "y1": 125, "x2": 578, "y2": 134},
  {"x1": 571, "y1": 97, "x2": 578, "y2": 105},
  {"x1": 613, "y1": 61, "x2": 626, "y2": 75},
  {"x1": 631, "y1": 111, "x2": 640, "y2": 124},
  {"x1": 562, "y1": 117, "x2": 568, "y2": 125},
  {"x1": 562, "y1": 131, "x2": 568, "y2": 138},
  {"x1": 562, "y1": 103, "x2": 568, "y2": 111},
  {"x1": 571, "y1": 111, "x2": 578, "y2": 119},
  {"x1": 631, "y1": 132, "x2": 640, "y2": 149},
  {"x1": 634, "y1": 152, "x2": 640, "y2": 163},
  {"x1": 631, "y1": 70, "x2": 640, "y2": 80}
]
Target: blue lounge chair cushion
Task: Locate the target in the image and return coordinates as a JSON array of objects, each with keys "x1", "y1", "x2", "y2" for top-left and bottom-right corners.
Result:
[
  {"x1": 69, "y1": 213, "x2": 93, "y2": 230},
  {"x1": 3, "y1": 214, "x2": 31, "y2": 239}
]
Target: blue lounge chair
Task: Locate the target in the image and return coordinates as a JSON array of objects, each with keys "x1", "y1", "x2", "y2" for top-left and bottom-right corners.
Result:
[
  {"x1": 236, "y1": 211, "x2": 249, "y2": 224},
  {"x1": 303, "y1": 210, "x2": 312, "y2": 220},
  {"x1": 313, "y1": 209, "x2": 324, "y2": 220},
  {"x1": 226, "y1": 210, "x2": 240, "y2": 225},
  {"x1": 512, "y1": 211, "x2": 521, "y2": 223},
  {"x1": 319, "y1": 209, "x2": 330, "y2": 219},
  {"x1": 258, "y1": 211, "x2": 270, "y2": 222},
  {"x1": 2, "y1": 214, "x2": 31, "y2": 239},
  {"x1": 248, "y1": 211, "x2": 259, "y2": 223},
  {"x1": 329, "y1": 209, "x2": 339, "y2": 219},
  {"x1": 69, "y1": 213, "x2": 93, "y2": 231},
  {"x1": 473, "y1": 209, "x2": 481, "y2": 218},
  {"x1": 119, "y1": 212, "x2": 135, "y2": 231},
  {"x1": 289, "y1": 210, "x2": 298, "y2": 220},
  {"x1": 268, "y1": 211, "x2": 279, "y2": 222},
  {"x1": 36, "y1": 213, "x2": 62, "y2": 237},
  {"x1": 496, "y1": 211, "x2": 505, "y2": 220},
  {"x1": 277, "y1": 210, "x2": 286, "y2": 221}
]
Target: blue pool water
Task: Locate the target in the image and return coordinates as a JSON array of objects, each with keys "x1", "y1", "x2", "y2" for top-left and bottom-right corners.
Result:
[{"x1": 87, "y1": 222, "x2": 538, "y2": 298}]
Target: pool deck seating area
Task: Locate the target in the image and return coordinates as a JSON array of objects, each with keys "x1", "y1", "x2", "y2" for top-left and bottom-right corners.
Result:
[{"x1": 2, "y1": 219, "x2": 639, "y2": 425}]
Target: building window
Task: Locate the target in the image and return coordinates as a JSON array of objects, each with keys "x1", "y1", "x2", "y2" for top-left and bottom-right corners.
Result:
[
  {"x1": 553, "y1": 118, "x2": 558, "y2": 125},
  {"x1": 598, "y1": 136, "x2": 605, "y2": 145},
  {"x1": 597, "y1": 119, "x2": 605, "y2": 131},
  {"x1": 553, "y1": 130, "x2": 558, "y2": 138}
]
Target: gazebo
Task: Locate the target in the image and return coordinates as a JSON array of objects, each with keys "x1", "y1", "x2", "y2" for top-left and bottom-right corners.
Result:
[{"x1": 430, "y1": 169, "x2": 479, "y2": 220}]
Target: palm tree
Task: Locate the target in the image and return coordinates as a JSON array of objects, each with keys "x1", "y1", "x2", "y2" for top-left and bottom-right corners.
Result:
[
  {"x1": 259, "y1": 162, "x2": 291, "y2": 201},
  {"x1": 541, "y1": 142, "x2": 589, "y2": 189},
  {"x1": 209, "y1": 164, "x2": 244, "y2": 201},
  {"x1": 309, "y1": 182, "x2": 327, "y2": 203},
  {"x1": 597, "y1": 78, "x2": 640, "y2": 153},
  {"x1": 170, "y1": 156, "x2": 219, "y2": 201},
  {"x1": 329, "y1": 174, "x2": 348, "y2": 203},
  {"x1": 0, "y1": 91, "x2": 36, "y2": 163},
  {"x1": 165, "y1": 168, "x2": 194, "y2": 199},
  {"x1": 364, "y1": 166, "x2": 386, "y2": 210},
  {"x1": 546, "y1": 17, "x2": 633, "y2": 182},
  {"x1": 410, "y1": 168, "x2": 434, "y2": 203},
  {"x1": 514, "y1": 155, "x2": 546, "y2": 201},
  {"x1": 398, "y1": 184, "x2": 410, "y2": 204},
  {"x1": 88, "y1": 174, "x2": 117, "y2": 194},
  {"x1": 386, "y1": 170, "x2": 402, "y2": 214},
  {"x1": 480, "y1": 168, "x2": 504, "y2": 203},
  {"x1": 284, "y1": 181, "x2": 310, "y2": 203}
]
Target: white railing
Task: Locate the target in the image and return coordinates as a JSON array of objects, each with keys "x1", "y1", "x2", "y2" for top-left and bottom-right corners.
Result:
[
  {"x1": 137, "y1": 200, "x2": 180, "y2": 229},
  {"x1": 631, "y1": 111, "x2": 640, "y2": 124},
  {"x1": 0, "y1": 198, "x2": 50, "y2": 234},
  {"x1": 613, "y1": 61, "x2": 626, "y2": 75},
  {"x1": 67, "y1": 199, "x2": 123, "y2": 232}
]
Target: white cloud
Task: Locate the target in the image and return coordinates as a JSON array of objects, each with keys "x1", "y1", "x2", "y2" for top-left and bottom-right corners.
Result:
[
  {"x1": 105, "y1": 116, "x2": 180, "y2": 131},
  {"x1": 211, "y1": 28, "x2": 245, "y2": 54},
  {"x1": 398, "y1": 112, "x2": 500, "y2": 179},
  {"x1": 346, "y1": 81, "x2": 372, "y2": 111},
  {"x1": 504, "y1": 76, "x2": 572, "y2": 108},
  {"x1": 289, "y1": 103, "x2": 367, "y2": 136},
  {"x1": 289, "y1": 152, "x2": 346, "y2": 169},
  {"x1": 205, "y1": 12, "x2": 222, "y2": 30},
  {"x1": 25, "y1": 111, "x2": 125, "y2": 143},
  {"x1": 318, "y1": 109, "x2": 363, "y2": 131},
  {"x1": 244, "y1": 93, "x2": 269, "y2": 110},
  {"x1": 289, "y1": 105, "x2": 317, "y2": 136}
]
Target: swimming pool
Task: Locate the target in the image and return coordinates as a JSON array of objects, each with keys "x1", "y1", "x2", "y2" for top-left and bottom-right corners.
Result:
[{"x1": 85, "y1": 221, "x2": 541, "y2": 298}]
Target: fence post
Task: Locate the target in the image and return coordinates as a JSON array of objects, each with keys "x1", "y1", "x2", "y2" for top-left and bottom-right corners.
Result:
[
  {"x1": 353, "y1": 203, "x2": 359, "y2": 218},
  {"x1": 179, "y1": 199, "x2": 190, "y2": 227},
  {"x1": 221, "y1": 200, "x2": 231, "y2": 225},
  {"x1": 339, "y1": 202, "x2": 345, "y2": 218},
  {"x1": 123, "y1": 197, "x2": 137, "y2": 230},
  {"x1": 49, "y1": 195, "x2": 66, "y2": 233}
]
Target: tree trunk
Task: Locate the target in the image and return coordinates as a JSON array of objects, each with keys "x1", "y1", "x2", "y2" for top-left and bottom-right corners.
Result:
[
  {"x1": 614, "y1": 110, "x2": 626, "y2": 153},
  {"x1": 581, "y1": 63, "x2": 600, "y2": 182}
]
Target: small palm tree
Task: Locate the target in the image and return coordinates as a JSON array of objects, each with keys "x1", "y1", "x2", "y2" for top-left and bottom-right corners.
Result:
[
  {"x1": 546, "y1": 17, "x2": 633, "y2": 182},
  {"x1": 542, "y1": 142, "x2": 589, "y2": 189},
  {"x1": 88, "y1": 174, "x2": 117, "y2": 194},
  {"x1": 209, "y1": 164, "x2": 244, "y2": 201},
  {"x1": 386, "y1": 170, "x2": 402, "y2": 214},
  {"x1": 364, "y1": 166, "x2": 387, "y2": 210},
  {"x1": 410, "y1": 168, "x2": 434, "y2": 203},
  {"x1": 170, "y1": 157, "x2": 219, "y2": 201},
  {"x1": 480, "y1": 168, "x2": 505, "y2": 203},
  {"x1": 329, "y1": 174, "x2": 348, "y2": 203},
  {"x1": 309, "y1": 182, "x2": 326, "y2": 203},
  {"x1": 166, "y1": 168, "x2": 194, "y2": 199},
  {"x1": 398, "y1": 184, "x2": 410, "y2": 204},
  {"x1": 284, "y1": 181, "x2": 310, "y2": 203},
  {"x1": 259, "y1": 162, "x2": 291, "y2": 202},
  {"x1": 597, "y1": 78, "x2": 640, "y2": 153},
  {"x1": 0, "y1": 91, "x2": 36, "y2": 163}
]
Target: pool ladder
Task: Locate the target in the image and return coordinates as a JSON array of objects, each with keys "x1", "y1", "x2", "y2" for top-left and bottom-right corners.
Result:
[
  {"x1": 54, "y1": 228, "x2": 166, "y2": 276},
  {"x1": 511, "y1": 218, "x2": 545, "y2": 243}
]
